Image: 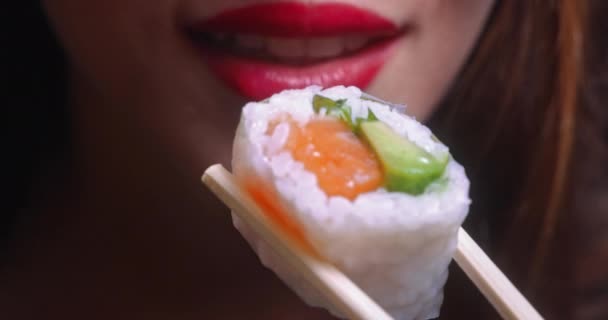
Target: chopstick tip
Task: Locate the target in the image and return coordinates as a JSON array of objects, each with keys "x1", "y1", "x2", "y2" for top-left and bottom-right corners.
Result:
[{"x1": 202, "y1": 163, "x2": 224, "y2": 183}]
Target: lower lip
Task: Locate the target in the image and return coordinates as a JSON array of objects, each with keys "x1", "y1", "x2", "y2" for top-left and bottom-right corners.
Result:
[{"x1": 194, "y1": 38, "x2": 400, "y2": 100}]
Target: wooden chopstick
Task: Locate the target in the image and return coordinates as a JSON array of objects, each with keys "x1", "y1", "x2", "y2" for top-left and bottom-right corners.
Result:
[
  {"x1": 454, "y1": 229, "x2": 543, "y2": 319},
  {"x1": 202, "y1": 164, "x2": 394, "y2": 320},
  {"x1": 202, "y1": 164, "x2": 543, "y2": 320}
]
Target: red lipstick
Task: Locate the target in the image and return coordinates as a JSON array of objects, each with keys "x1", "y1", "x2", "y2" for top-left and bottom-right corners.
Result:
[
  {"x1": 196, "y1": 2, "x2": 398, "y2": 37},
  {"x1": 188, "y1": 2, "x2": 403, "y2": 100}
]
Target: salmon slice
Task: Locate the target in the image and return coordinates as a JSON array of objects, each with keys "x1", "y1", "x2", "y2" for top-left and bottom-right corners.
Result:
[
  {"x1": 285, "y1": 117, "x2": 382, "y2": 200},
  {"x1": 245, "y1": 179, "x2": 319, "y2": 256}
]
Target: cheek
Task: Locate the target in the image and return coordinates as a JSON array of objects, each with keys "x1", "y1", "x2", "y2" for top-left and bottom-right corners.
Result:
[
  {"x1": 368, "y1": 0, "x2": 495, "y2": 120},
  {"x1": 43, "y1": 0, "x2": 181, "y2": 105},
  {"x1": 42, "y1": 0, "x2": 241, "y2": 121}
]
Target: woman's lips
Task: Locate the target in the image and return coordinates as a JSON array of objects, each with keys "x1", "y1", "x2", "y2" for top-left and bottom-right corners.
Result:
[{"x1": 187, "y1": 2, "x2": 403, "y2": 100}]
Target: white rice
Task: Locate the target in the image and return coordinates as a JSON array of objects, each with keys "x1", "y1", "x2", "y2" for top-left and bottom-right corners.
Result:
[{"x1": 232, "y1": 86, "x2": 470, "y2": 320}]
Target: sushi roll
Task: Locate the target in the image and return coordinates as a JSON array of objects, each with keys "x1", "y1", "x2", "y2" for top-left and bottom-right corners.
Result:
[{"x1": 232, "y1": 86, "x2": 470, "y2": 320}]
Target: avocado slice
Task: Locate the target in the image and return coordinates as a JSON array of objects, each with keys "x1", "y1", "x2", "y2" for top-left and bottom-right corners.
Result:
[{"x1": 360, "y1": 121, "x2": 449, "y2": 195}]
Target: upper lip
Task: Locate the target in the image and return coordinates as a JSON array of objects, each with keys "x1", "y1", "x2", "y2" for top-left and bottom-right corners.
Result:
[{"x1": 189, "y1": 2, "x2": 399, "y2": 37}]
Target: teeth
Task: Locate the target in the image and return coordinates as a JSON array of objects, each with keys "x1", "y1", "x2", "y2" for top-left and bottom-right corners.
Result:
[
  {"x1": 307, "y1": 37, "x2": 344, "y2": 59},
  {"x1": 266, "y1": 38, "x2": 307, "y2": 60},
  {"x1": 235, "y1": 34, "x2": 265, "y2": 51},
  {"x1": 206, "y1": 33, "x2": 377, "y2": 61},
  {"x1": 344, "y1": 36, "x2": 369, "y2": 52}
]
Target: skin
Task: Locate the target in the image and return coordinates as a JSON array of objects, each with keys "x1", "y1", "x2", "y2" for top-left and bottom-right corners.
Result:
[{"x1": 1, "y1": 1, "x2": 493, "y2": 319}]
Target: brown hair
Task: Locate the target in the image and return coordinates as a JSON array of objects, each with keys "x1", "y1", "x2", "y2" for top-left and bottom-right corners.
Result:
[{"x1": 431, "y1": 1, "x2": 592, "y2": 318}]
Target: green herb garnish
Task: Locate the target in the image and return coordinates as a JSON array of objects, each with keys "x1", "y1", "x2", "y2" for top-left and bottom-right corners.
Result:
[{"x1": 313, "y1": 94, "x2": 378, "y2": 132}]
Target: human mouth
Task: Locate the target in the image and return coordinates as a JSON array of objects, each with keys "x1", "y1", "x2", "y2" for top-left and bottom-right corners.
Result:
[{"x1": 187, "y1": 2, "x2": 405, "y2": 100}]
